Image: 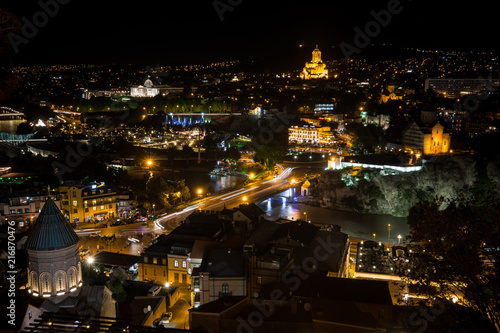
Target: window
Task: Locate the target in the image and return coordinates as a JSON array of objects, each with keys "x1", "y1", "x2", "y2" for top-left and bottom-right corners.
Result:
[
  {"x1": 44, "y1": 279, "x2": 49, "y2": 293},
  {"x1": 85, "y1": 208, "x2": 89, "y2": 213},
  {"x1": 72, "y1": 191, "x2": 76, "y2": 197},
  {"x1": 100, "y1": 205, "x2": 104, "y2": 210},
  {"x1": 162, "y1": 258, "x2": 167, "y2": 265},
  {"x1": 174, "y1": 273, "x2": 179, "y2": 282},
  {"x1": 84, "y1": 201, "x2": 88, "y2": 208},
  {"x1": 58, "y1": 276, "x2": 63, "y2": 291},
  {"x1": 73, "y1": 208, "x2": 78, "y2": 214},
  {"x1": 144, "y1": 256, "x2": 148, "y2": 263},
  {"x1": 257, "y1": 276, "x2": 262, "y2": 284},
  {"x1": 153, "y1": 257, "x2": 157, "y2": 264},
  {"x1": 222, "y1": 283, "x2": 229, "y2": 294},
  {"x1": 182, "y1": 261, "x2": 187, "y2": 268},
  {"x1": 163, "y1": 271, "x2": 166, "y2": 277},
  {"x1": 93, "y1": 207, "x2": 97, "y2": 211},
  {"x1": 174, "y1": 260, "x2": 179, "y2": 268},
  {"x1": 109, "y1": 204, "x2": 113, "y2": 209},
  {"x1": 73, "y1": 200, "x2": 77, "y2": 207}
]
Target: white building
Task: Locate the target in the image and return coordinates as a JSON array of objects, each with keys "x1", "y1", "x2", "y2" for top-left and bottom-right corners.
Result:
[{"x1": 130, "y1": 78, "x2": 185, "y2": 98}]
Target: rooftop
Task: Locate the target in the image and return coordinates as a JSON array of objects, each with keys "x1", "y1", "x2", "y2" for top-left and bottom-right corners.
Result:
[{"x1": 25, "y1": 198, "x2": 80, "y2": 251}]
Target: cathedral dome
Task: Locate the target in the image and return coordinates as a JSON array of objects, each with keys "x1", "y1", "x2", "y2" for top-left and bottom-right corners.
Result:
[{"x1": 25, "y1": 198, "x2": 79, "y2": 251}]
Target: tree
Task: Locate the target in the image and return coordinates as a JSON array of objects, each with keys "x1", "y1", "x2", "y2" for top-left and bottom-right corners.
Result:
[
  {"x1": 223, "y1": 147, "x2": 241, "y2": 164},
  {"x1": 16, "y1": 122, "x2": 34, "y2": 135},
  {"x1": 405, "y1": 199, "x2": 500, "y2": 331}
]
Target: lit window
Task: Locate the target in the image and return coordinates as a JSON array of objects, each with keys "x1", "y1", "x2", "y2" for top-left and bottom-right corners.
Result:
[
  {"x1": 182, "y1": 261, "x2": 187, "y2": 268},
  {"x1": 174, "y1": 260, "x2": 179, "y2": 268},
  {"x1": 72, "y1": 200, "x2": 77, "y2": 207},
  {"x1": 153, "y1": 257, "x2": 157, "y2": 264}
]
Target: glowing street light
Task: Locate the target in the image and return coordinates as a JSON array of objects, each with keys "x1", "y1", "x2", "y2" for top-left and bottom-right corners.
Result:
[
  {"x1": 290, "y1": 179, "x2": 296, "y2": 184},
  {"x1": 373, "y1": 233, "x2": 376, "y2": 241},
  {"x1": 87, "y1": 257, "x2": 94, "y2": 264},
  {"x1": 249, "y1": 173, "x2": 255, "y2": 178},
  {"x1": 388, "y1": 224, "x2": 391, "y2": 244},
  {"x1": 398, "y1": 234, "x2": 402, "y2": 244},
  {"x1": 242, "y1": 196, "x2": 248, "y2": 202},
  {"x1": 303, "y1": 212, "x2": 308, "y2": 222},
  {"x1": 197, "y1": 188, "x2": 203, "y2": 195}
]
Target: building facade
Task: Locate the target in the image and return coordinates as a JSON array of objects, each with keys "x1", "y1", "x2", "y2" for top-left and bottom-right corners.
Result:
[
  {"x1": 288, "y1": 126, "x2": 335, "y2": 144},
  {"x1": 59, "y1": 183, "x2": 117, "y2": 223},
  {"x1": 403, "y1": 122, "x2": 451, "y2": 155}
]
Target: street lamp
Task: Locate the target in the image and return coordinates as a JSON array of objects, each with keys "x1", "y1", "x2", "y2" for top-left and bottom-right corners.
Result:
[
  {"x1": 242, "y1": 196, "x2": 248, "y2": 202},
  {"x1": 373, "y1": 233, "x2": 376, "y2": 241},
  {"x1": 388, "y1": 224, "x2": 391, "y2": 244},
  {"x1": 249, "y1": 173, "x2": 255, "y2": 179},
  {"x1": 303, "y1": 212, "x2": 307, "y2": 222},
  {"x1": 398, "y1": 234, "x2": 402, "y2": 244},
  {"x1": 152, "y1": 204, "x2": 155, "y2": 217},
  {"x1": 197, "y1": 188, "x2": 203, "y2": 196}
]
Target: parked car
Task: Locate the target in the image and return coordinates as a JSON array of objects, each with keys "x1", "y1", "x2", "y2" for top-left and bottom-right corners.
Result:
[{"x1": 160, "y1": 312, "x2": 172, "y2": 324}]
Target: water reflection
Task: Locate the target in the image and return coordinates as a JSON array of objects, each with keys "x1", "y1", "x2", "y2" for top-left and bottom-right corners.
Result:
[
  {"x1": 257, "y1": 190, "x2": 410, "y2": 243},
  {"x1": 0, "y1": 120, "x2": 24, "y2": 134}
]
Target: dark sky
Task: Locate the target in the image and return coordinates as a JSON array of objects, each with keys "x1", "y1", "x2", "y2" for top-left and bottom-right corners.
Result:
[{"x1": 1, "y1": 0, "x2": 498, "y2": 65}]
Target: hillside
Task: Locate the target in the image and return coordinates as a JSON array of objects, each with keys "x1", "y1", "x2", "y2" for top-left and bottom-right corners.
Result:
[{"x1": 314, "y1": 155, "x2": 500, "y2": 217}]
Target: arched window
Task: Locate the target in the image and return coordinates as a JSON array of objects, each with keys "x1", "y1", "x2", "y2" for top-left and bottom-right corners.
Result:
[
  {"x1": 44, "y1": 278, "x2": 50, "y2": 293},
  {"x1": 31, "y1": 272, "x2": 38, "y2": 292},
  {"x1": 58, "y1": 276, "x2": 63, "y2": 291}
]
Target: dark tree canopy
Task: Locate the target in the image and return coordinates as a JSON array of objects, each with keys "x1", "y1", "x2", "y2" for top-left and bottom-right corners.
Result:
[{"x1": 405, "y1": 198, "x2": 500, "y2": 332}]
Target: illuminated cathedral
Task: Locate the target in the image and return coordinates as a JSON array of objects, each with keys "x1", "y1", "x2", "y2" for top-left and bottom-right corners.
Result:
[
  {"x1": 25, "y1": 198, "x2": 82, "y2": 297},
  {"x1": 300, "y1": 45, "x2": 328, "y2": 80}
]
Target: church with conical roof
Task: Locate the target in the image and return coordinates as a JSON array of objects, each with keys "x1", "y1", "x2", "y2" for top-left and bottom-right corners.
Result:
[{"x1": 25, "y1": 198, "x2": 82, "y2": 297}]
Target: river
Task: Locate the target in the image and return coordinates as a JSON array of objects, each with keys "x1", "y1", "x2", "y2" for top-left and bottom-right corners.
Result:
[
  {"x1": 0, "y1": 119, "x2": 24, "y2": 134},
  {"x1": 256, "y1": 189, "x2": 410, "y2": 243}
]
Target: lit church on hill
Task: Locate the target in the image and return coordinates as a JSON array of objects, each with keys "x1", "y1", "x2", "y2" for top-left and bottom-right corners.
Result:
[{"x1": 300, "y1": 45, "x2": 328, "y2": 80}]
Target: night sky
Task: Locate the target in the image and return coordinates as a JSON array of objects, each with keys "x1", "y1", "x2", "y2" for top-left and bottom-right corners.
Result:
[{"x1": 2, "y1": 0, "x2": 498, "y2": 65}]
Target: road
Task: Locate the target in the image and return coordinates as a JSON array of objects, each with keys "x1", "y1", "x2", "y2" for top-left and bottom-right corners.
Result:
[
  {"x1": 76, "y1": 165, "x2": 323, "y2": 258},
  {"x1": 154, "y1": 166, "x2": 323, "y2": 231}
]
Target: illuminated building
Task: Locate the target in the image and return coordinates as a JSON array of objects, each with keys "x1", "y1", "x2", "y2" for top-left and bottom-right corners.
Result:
[
  {"x1": 58, "y1": 183, "x2": 117, "y2": 223},
  {"x1": 130, "y1": 78, "x2": 185, "y2": 98},
  {"x1": 25, "y1": 198, "x2": 82, "y2": 297},
  {"x1": 403, "y1": 122, "x2": 451, "y2": 155},
  {"x1": 425, "y1": 78, "x2": 500, "y2": 98},
  {"x1": 288, "y1": 126, "x2": 335, "y2": 144},
  {"x1": 130, "y1": 78, "x2": 160, "y2": 98},
  {"x1": 379, "y1": 85, "x2": 403, "y2": 103},
  {"x1": 300, "y1": 45, "x2": 328, "y2": 80}
]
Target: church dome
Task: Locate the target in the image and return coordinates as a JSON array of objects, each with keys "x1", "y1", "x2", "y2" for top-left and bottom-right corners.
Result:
[{"x1": 25, "y1": 199, "x2": 79, "y2": 251}]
